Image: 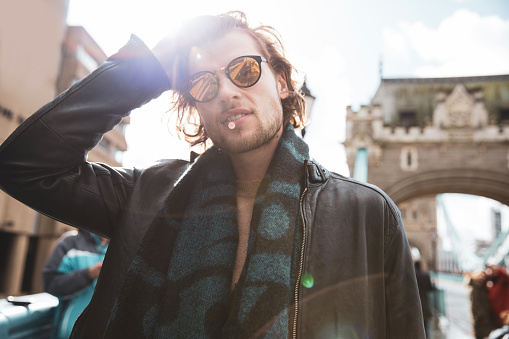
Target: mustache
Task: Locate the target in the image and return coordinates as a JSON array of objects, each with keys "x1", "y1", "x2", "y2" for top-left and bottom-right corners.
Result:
[{"x1": 220, "y1": 102, "x2": 246, "y2": 114}]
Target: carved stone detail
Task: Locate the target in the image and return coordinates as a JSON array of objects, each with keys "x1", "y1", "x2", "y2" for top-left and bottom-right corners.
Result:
[
  {"x1": 446, "y1": 85, "x2": 473, "y2": 127},
  {"x1": 433, "y1": 84, "x2": 489, "y2": 129}
]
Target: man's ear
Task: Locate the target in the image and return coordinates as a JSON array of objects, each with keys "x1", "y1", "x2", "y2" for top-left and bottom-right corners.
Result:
[{"x1": 277, "y1": 72, "x2": 290, "y2": 100}]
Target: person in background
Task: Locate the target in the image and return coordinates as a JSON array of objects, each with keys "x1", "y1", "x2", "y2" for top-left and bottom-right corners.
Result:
[
  {"x1": 412, "y1": 247, "x2": 434, "y2": 338},
  {"x1": 415, "y1": 260, "x2": 434, "y2": 338},
  {"x1": 43, "y1": 230, "x2": 108, "y2": 339},
  {"x1": 468, "y1": 265, "x2": 509, "y2": 339},
  {"x1": 488, "y1": 310, "x2": 509, "y2": 339}
]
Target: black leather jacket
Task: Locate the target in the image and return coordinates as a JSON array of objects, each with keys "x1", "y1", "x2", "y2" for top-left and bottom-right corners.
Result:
[{"x1": 0, "y1": 36, "x2": 424, "y2": 338}]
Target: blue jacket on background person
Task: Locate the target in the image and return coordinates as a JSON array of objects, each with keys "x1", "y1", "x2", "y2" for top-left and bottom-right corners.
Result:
[{"x1": 43, "y1": 230, "x2": 108, "y2": 339}]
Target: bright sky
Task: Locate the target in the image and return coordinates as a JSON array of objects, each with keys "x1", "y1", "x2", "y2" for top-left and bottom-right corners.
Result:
[
  {"x1": 439, "y1": 194, "x2": 509, "y2": 250},
  {"x1": 67, "y1": 0, "x2": 509, "y2": 246}
]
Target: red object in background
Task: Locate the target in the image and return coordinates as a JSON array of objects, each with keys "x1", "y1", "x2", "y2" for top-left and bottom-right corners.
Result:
[{"x1": 488, "y1": 266, "x2": 509, "y2": 324}]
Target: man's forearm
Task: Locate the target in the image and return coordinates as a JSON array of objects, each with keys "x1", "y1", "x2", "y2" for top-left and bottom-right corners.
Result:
[
  {"x1": 0, "y1": 35, "x2": 171, "y2": 237},
  {"x1": 43, "y1": 269, "x2": 93, "y2": 297}
]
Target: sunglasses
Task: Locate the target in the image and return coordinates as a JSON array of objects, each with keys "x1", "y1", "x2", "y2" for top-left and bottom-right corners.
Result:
[{"x1": 186, "y1": 55, "x2": 267, "y2": 103}]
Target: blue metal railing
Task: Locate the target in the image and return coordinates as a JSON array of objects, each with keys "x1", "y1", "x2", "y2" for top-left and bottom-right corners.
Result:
[{"x1": 0, "y1": 293, "x2": 58, "y2": 339}]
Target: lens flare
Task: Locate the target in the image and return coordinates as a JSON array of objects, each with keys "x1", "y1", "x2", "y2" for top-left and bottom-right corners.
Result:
[{"x1": 301, "y1": 273, "x2": 314, "y2": 288}]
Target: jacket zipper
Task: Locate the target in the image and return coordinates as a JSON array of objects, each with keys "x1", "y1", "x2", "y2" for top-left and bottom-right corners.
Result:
[{"x1": 293, "y1": 187, "x2": 308, "y2": 339}]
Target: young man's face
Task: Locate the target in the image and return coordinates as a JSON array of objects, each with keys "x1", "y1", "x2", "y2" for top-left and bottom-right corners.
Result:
[{"x1": 188, "y1": 30, "x2": 289, "y2": 154}]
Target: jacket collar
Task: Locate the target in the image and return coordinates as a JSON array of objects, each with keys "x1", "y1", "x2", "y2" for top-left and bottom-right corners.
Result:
[{"x1": 305, "y1": 160, "x2": 329, "y2": 187}]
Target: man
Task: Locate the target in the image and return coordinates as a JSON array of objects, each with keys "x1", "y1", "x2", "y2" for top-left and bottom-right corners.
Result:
[
  {"x1": 43, "y1": 230, "x2": 109, "y2": 339},
  {"x1": 0, "y1": 11, "x2": 424, "y2": 338},
  {"x1": 414, "y1": 261, "x2": 433, "y2": 338}
]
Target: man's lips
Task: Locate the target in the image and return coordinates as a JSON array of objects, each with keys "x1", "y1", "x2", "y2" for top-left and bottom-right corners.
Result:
[{"x1": 221, "y1": 108, "x2": 252, "y2": 124}]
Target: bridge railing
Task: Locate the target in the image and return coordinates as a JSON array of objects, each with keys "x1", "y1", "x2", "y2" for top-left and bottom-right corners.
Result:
[
  {"x1": 0, "y1": 293, "x2": 58, "y2": 339},
  {"x1": 437, "y1": 195, "x2": 483, "y2": 272},
  {"x1": 482, "y1": 229, "x2": 509, "y2": 266}
]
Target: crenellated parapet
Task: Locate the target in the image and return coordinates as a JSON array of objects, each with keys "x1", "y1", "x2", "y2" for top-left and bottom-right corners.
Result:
[
  {"x1": 344, "y1": 75, "x2": 509, "y2": 271},
  {"x1": 344, "y1": 74, "x2": 509, "y2": 201}
]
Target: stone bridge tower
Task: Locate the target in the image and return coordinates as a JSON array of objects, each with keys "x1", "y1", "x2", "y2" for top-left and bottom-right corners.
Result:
[{"x1": 344, "y1": 75, "x2": 509, "y2": 269}]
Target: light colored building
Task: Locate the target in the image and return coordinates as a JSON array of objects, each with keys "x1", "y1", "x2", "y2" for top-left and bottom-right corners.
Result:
[
  {"x1": 57, "y1": 25, "x2": 130, "y2": 168},
  {"x1": 344, "y1": 74, "x2": 509, "y2": 271},
  {"x1": 0, "y1": 2, "x2": 129, "y2": 296}
]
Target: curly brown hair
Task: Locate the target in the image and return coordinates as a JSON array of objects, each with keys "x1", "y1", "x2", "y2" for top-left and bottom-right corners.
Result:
[{"x1": 168, "y1": 11, "x2": 307, "y2": 149}]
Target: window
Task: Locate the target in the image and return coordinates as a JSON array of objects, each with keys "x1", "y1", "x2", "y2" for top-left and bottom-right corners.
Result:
[
  {"x1": 22, "y1": 236, "x2": 38, "y2": 293},
  {"x1": 0, "y1": 230, "x2": 15, "y2": 291},
  {"x1": 412, "y1": 211, "x2": 418, "y2": 221},
  {"x1": 114, "y1": 148, "x2": 123, "y2": 164},
  {"x1": 400, "y1": 147, "x2": 419, "y2": 171},
  {"x1": 493, "y1": 209, "x2": 501, "y2": 237},
  {"x1": 98, "y1": 138, "x2": 110, "y2": 152},
  {"x1": 1, "y1": 105, "x2": 14, "y2": 120},
  {"x1": 115, "y1": 120, "x2": 127, "y2": 134},
  {"x1": 398, "y1": 111, "x2": 417, "y2": 132},
  {"x1": 76, "y1": 45, "x2": 99, "y2": 72},
  {"x1": 500, "y1": 108, "x2": 509, "y2": 123}
]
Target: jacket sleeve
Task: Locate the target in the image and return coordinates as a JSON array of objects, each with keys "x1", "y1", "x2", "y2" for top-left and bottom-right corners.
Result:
[
  {"x1": 0, "y1": 35, "x2": 171, "y2": 238},
  {"x1": 42, "y1": 235, "x2": 94, "y2": 297},
  {"x1": 384, "y1": 210, "x2": 426, "y2": 337}
]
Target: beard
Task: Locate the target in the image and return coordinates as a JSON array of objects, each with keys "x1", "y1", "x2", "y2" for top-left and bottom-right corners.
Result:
[{"x1": 211, "y1": 100, "x2": 283, "y2": 154}]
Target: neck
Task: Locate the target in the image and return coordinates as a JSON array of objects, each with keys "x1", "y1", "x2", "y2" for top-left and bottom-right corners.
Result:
[{"x1": 229, "y1": 126, "x2": 283, "y2": 182}]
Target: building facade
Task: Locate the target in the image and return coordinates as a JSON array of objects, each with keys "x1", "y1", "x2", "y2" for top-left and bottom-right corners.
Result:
[
  {"x1": 0, "y1": 2, "x2": 129, "y2": 296},
  {"x1": 344, "y1": 75, "x2": 509, "y2": 270}
]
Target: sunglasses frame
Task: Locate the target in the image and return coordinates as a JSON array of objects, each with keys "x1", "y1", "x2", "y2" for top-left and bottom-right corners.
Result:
[{"x1": 186, "y1": 55, "x2": 268, "y2": 103}]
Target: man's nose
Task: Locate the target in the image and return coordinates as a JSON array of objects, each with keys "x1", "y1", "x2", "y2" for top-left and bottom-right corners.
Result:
[{"x1": 216, "y1": 72, "x2": 242, "y2": 102}]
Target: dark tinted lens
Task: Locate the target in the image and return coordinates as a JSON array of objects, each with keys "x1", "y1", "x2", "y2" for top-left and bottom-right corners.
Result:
[
  {"x1": 228, "y1": 57, "x2": 261, "y2": 87},
  {"x1": 187, "y1": 72, "x2": 218, "y2": 102}
]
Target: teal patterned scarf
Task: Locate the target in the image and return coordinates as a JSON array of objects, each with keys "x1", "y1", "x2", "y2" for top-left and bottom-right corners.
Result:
[{"x1": 105, "y1": 126, "x2": 309, "y2": 338}]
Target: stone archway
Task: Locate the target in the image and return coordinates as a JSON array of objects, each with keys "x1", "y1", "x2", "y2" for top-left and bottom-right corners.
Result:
[
  {"x1": 383, "y1": 168, "x2": 509, "y2": 272},
  {"x1": 344, "y1": 75, "x2": 509, "y2": 273},
  {"x1": 383, "y1": 168, "x2": 509, "y2": 206}
]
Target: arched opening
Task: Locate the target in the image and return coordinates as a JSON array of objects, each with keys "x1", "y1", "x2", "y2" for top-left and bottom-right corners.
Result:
[
  {"x1": 383, "y1": 169, "x2": 509, "y2": 206},
  {"x1": 398, "y1": 191, "x2": 509, "y2": 274}
]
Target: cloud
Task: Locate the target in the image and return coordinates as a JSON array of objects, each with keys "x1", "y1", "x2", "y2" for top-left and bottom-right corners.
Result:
[
  {"x1": 382, "y1": 27, "x2": 410, "y2": 60},
  {"x1": 383, "y1": 9, "x2": 509, "y2": 77}
]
